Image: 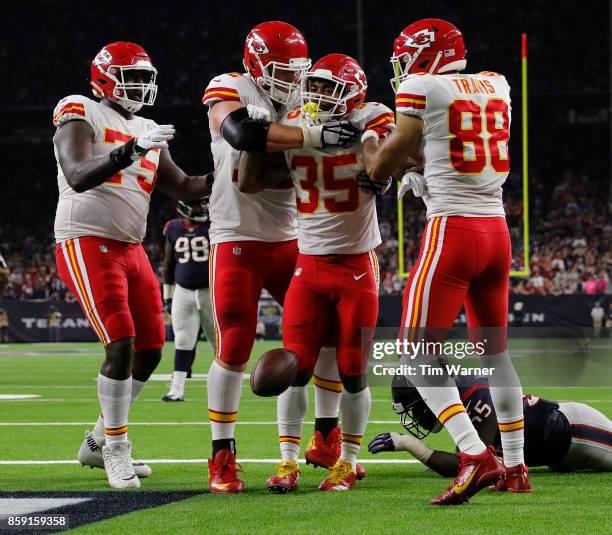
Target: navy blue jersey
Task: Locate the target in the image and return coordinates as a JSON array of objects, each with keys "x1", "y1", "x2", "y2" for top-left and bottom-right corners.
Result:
[
  {"x1": 164, "y1": 218, "x2": 210, "y2": 290},
  {"x1": 457, "y1": 376, "x2": 571, "y2": 467}
]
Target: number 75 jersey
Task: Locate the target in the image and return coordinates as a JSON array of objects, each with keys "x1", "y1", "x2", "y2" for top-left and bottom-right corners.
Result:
[
  {"x1": 396, "y1": 72, "x2": 511, "y2": 218},
  {"x1": 281, "y1": 102, "x2": 395, "y2": 255}
]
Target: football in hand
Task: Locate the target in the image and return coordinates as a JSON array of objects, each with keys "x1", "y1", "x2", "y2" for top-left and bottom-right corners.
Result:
[{"x1": 250, "y1": 348, "x2": 298, "y2": 397}]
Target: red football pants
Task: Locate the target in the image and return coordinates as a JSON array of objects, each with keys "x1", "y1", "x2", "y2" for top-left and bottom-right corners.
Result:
[
  {"x1": 282, "y1": 251, "x2": 380, "y2": 376},
  {"x1": 401, "y1": 216, "x2": 511, "y2": 352},
  {"x1": 56, "y1": 237, "x2": 165, "y2": 351},
  {"x1": 209, "y1": 240, "x2": 298, "y2": 366}
]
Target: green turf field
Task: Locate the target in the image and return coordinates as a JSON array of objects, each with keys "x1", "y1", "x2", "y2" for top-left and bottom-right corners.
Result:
[{"x1": 1, "y1": 341, "x2": 611, "y2": 534}]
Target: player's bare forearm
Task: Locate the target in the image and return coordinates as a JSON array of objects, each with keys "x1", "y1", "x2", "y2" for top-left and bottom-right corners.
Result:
[
  {"x1": 54, "y1": 121, "x2": 123, "y2": 193},
  {"x1": 366, "y1": 114, "x2": 423, "y2": 181},
  {"x1": 156, "y1": 149, "x2": 212, "y2": 200},
  {"x1": 238, "y1": 151, "x2": 288, "y2": 193},
  {"x1": 424, "y1": 451, "x2": 461, "y2": 478},
  {"x1": 265, "y1": 123, "x2": 304, "y2": 152}
]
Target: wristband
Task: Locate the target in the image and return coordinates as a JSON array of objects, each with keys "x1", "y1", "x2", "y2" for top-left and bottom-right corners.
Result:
[
  {"x1": 360, "y1": 129, "x2": 379, "y2": 145},
  {"x1": 109, "y1": 139, "x2": 143, "y2": 169},
  {"x1": 301, "y1": 124, "x2": 323, "y2": 148},
  {"x1": 163, "y1": 284, "x2": 174, "y2": 301}
]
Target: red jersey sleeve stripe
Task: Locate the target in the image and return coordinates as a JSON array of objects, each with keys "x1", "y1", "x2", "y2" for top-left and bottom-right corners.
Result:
[
  {"x1": 365, "y1": 112, "x2": 395, "y2": 130},
  {"x1": 53, "y1": 104, "x2": 85, "y2": 122}
]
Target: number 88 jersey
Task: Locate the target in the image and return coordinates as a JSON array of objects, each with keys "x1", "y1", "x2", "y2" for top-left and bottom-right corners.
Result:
[
  {"x1": 281, "y1": 102, "x2": 395, "y2": 254},
  {"x1": 396, "y1": 72, "x2": 511, "y2": 219},
  {"x1": 164, "y1": 218, "x2": 211, "y2": 289}
]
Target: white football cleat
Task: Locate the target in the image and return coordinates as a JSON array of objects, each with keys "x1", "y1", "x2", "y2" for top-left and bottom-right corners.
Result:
[
  {"x1": 102, "y1": 442, "x2": 141, "y2": 489},
  {"x1": 161, "y1": 390, "x2": 185, "y2": 402},
  {"x1": 78, "y1": 430, "x2": 152, "y2": 478}
]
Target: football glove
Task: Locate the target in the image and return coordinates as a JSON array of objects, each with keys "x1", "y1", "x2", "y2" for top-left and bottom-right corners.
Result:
[
  {"x1": 397, "y1": 170, "x2": 426, "y2": 199},
  {"x1": 357, "y1": 172, "x2": 392, "y2": 196},
  {"x1": 136, "y1": 124, "x2": 175, "y2": 152},
  {"x1": 302, "y1": 120, "x2": 359, "y2": 148},
  {"x1": 246, "y1": 104, "x2": 271, "y2": 121}
]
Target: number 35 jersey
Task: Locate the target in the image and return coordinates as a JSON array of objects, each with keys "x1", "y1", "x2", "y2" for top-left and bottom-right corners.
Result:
[
  {"x1": 281, "y1": 102, "x2": 395, "y2": 255},
  {"x1": 53, "y1": 95, "x2": 160, "y2": 244},
  {"x1": 396, "y1": 73, "x2": 511, "y2": 219},
  {"x1": 164, "y1": 218, "x2": 211, "y2": 290}
]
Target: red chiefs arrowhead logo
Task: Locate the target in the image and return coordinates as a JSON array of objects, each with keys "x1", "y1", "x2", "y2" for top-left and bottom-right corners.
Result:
[
  {"x1": 247, "y1": 33, "x2": 269, "y2": 55},
  {"x1": 404, "y1": 29, "x2": 436, "y2": 48}
]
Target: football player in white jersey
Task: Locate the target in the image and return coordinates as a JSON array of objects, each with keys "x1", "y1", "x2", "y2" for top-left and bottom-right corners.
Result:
[
  {"x1": 202, "y1": 22, "x2": 359, "y2": 493},
  {"x1": 53, "y1": 42, "x2": 213, "y2": 489},
  {"x1": 364, "y1": 19, "x2": 530, "y2": 504},
  {"x1": 239, "y1": 53, "x2": 394, "y2": 492}
]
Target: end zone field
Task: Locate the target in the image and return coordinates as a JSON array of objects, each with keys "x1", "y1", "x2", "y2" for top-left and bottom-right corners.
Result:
[{"x1": 1, "y1": 342, "x2": 611, "y2": 534}]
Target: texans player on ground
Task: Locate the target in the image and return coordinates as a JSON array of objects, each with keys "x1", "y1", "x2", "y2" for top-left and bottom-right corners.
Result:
[
  {"x1": 239, "y1": 53, "x2": 395, "y2": 491},
  {"x1": 162, "y1": 198, "x2": 215, "y2": 402},
  {"x1": 202, "y1": 22, "x2": 358, "y2": 493},
  {"x1": 369, "y1": 375, "x2": 612, "y2": 477},
  {"x1": 364, "y1": 19, "x2": 529, "y2": 504},
  {"x1": 53, "y1": 42, "x2": 213, "y2": 489}
]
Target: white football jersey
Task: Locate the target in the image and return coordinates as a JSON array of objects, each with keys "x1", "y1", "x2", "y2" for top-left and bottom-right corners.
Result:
[
  {"x1": 396, "y1": 72, "x2": 512, "y2": 218},
  {"x1": 53, "y1": 95, "x2": 160, "y2": 243},
  {"x1": 281, "y1": 102, "x2": 394, "y2": 255},
  {"x1": 203, "y1": 73, "x2": 297, "y2": 244}
]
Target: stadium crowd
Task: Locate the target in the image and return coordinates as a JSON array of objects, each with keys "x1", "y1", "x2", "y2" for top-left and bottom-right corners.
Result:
[{"x1": 1, "y1": 171, "x2": 609, "y2": 300}]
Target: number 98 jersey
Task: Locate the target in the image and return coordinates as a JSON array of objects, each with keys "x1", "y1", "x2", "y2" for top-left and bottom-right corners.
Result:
[
  {"x1": 396, "y1": 72, "x2": 511, "y2": 219},
  {"x1": 164, "y1": 218, "x2": 211, "y2": 289}
]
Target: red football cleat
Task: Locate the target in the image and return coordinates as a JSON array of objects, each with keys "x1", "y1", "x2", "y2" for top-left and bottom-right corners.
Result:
[
  {"x1": 305, "y1": 427, "x2": 366, "y2": 480},
  {"x1": 266, "y1": 460, "x2": 300, "y2": 494},
  {"x1": 491, "y1": 463, "x2": 532, "y2": 493},
  {"x1": 319, "y1": 460, "x2": 356, "y2": 491},
  {"x1": 208, "y1": 449, "x2": 244, "y2": 494},
  {"x1": 432, "y1": 446, "x2": 505, "y2": 505},
  {"x1": 305, "y1": 428, "x2": 340, "y2": 469}
]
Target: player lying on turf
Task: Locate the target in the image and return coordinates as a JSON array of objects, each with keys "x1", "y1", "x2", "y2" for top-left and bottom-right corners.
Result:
[
  {"x1": 364, "y1": 18, "x2": 530, "y2": 504},
  {"x1": 162, "y1": 198, "x2": 216, "y2": 402},
  {"x1": 369, "y1": 375, "x2": 612, "y2": 477},
  {"x1": 53, "y1": 42, "x2": 213, "y2": 489},
  {"x1": 239, "y1": 53, "x2": 401, "y2": 491},
  {"x1": 202, "y1": 22, "x2": 360, "y2": 494}
]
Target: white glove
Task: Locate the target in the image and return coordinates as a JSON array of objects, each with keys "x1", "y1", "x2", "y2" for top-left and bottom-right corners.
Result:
[
  {"x1": 247, "y1": 104, "x2": 271, "y2": 121},
  {"x1": 302, "y1": 120, "x2": 358, "y2": 148},
  {"x1": 397, "y1": 169, "x2": 426, "y2": 199},
  {"x1": 135, "y1": 124, "x2": 175, "y2": 151}
]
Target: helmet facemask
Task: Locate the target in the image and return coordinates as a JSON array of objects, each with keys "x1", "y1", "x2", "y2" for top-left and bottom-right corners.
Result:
[
  {"x1": 392, "y1": 399, "x2": 442, "y2": 439},
  {"x1": 177, "y1": 198, "x2": 209, "y2": 223},
  {"x1": 105, "y1": 65, "x2": 158, "y2": 113},
  {"x1": 250, "y1": 56, "x2": 311, "y2": 105},
  {"x1": 301, "y1": 72, "x2": 362, "y2": 125}
]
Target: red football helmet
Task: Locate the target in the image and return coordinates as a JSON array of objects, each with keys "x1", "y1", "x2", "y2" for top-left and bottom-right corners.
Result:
[
  {"x1": 243, "y1": 21, "x2": 310, "y2": 105},
  {"x1": 90, "y1": 42, "x2": 158, "y2": 113},
  {"x1": 301, "y1": 53, "x2": 367, "y2": 124},
  {"x1": 390, "y1": 19, "x2": 466, "y2": 90}
]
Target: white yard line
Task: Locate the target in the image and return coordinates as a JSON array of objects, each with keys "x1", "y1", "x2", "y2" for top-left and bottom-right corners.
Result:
[
  {"x1": 0, "y1": 420, "x2": 400, "y2": 427},
  {"x1": 0, "y1": 458, "x2": 419, "y2": 465}
]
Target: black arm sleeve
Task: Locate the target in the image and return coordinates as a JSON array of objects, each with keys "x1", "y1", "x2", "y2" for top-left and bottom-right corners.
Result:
[{"x1": 220, "y1": 107, "x2": 271, "y2": 152}]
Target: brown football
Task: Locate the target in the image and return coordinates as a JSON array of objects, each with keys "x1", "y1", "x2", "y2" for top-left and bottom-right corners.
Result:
[{"x1": 250, "y1": 348, "x2": 298, "y2": 397}]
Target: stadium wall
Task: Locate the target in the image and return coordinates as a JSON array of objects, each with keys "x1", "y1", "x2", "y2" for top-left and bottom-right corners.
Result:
[{"x1": 1, "y1": 296, "x2": 609, "y2": 343}]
